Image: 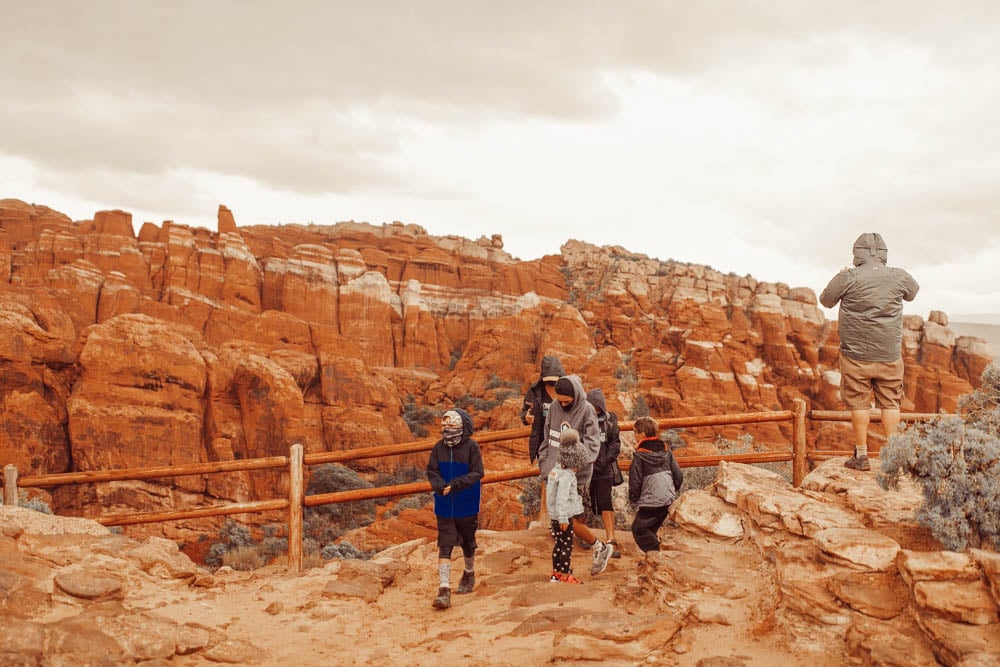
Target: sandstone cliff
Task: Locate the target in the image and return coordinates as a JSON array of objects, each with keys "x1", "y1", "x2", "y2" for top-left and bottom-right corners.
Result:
[{"x1": 0, "y1": 199, "x2": 991, "y2": 539}]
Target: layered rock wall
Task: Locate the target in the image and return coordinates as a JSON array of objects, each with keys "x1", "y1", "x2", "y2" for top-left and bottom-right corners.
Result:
[{"x1": 0, "y1": 199, "x2": 991, "y2": 536}]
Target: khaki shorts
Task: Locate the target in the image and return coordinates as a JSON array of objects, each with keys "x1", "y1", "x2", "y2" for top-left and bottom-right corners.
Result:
[{"x1": 839, "y1": 355, "x2": 904, "y2": 410}]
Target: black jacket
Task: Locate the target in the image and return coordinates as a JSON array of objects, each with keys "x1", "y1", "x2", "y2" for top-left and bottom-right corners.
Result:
[
  {"x1": 587, "y1": 388, "x2": 621, "y2": 480},
  {"x1": 426, "y1": 408, "x2": 484, "y2": 519},
  {"x1": 520, "y1": 355, "x2": 565, "y2": 463}
]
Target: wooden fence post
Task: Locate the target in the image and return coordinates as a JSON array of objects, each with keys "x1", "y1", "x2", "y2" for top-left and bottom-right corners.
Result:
[
  {"x1": 3, "y1": 464, "x2": 19, "y2": 506},
  {"x1": 288, "y1": 444, "x2": 304, "y2": 573},
  {"x1": 792, "y1": 399, "x2": 807, "y2": 487}
]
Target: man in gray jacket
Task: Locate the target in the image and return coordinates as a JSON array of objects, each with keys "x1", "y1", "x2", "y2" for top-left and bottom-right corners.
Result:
[{"x1": 820, "y1": 233, "x2": 919, "y2": 471}]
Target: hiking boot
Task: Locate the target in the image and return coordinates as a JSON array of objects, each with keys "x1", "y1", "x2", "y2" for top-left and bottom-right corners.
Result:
[
  {"x1": 844, "y1": 456, "x2": 871, "y2": 471},
  {"x1": 456, "y1": 570, "x2": 475, "y2": 594},
  {"x1": 432, "y1": 587, "x2": 451, "y2": 609},
  {"x1": 591, "y1": 540, "x2": 612, "y2": 576}
]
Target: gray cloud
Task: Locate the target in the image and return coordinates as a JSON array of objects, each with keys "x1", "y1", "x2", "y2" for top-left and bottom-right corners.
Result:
[{"x1": 3, "y1": 0, "x2": 1000, "y2": 314}]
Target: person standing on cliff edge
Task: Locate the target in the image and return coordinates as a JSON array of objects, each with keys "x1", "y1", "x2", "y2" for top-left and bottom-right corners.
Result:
[{"x1": 820, "y1": 232, "x2": 919, "y2": 471}]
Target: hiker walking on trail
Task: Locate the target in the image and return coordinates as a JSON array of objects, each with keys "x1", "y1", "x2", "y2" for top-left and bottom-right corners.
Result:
[
  {"x1": 426, "y1": 408, "x2": 484, "y2": 610},
  {"x1": 819, "y1": 232, "x2": 919, "y2": 472},
  {"x1": 547, "y1": 429, "x2": 589, "y2": 584},
  {"x1": 521, "y1": 355, "x2": 565, "y2": 523},
  {"x1": 586, "y1": 388, "x2": 622, "y2": 559},
  {"x1": 629, "y1": 417, "x2": 683, "y2": 554},
  {"x1": 539, "y1": 375, "x2": 613, "y2": 576},
  {"x1": 521, "y1": 355, "x2": 565, "y2": 465}
]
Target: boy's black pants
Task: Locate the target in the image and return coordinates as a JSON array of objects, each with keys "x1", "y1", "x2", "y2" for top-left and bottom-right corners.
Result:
[{"x1": 631, "y1": 505, "x2": 670, "y2": 552}]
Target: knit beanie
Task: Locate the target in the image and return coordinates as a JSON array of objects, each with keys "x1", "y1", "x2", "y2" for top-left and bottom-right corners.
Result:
[{"x1": 559, "y1": 430, "x2": 587, "y2": 470}]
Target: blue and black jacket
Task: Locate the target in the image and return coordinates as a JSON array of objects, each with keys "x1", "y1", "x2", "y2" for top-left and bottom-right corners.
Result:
[{"x1": 426, "y1": 407, "x2": 484, "y2": 519}]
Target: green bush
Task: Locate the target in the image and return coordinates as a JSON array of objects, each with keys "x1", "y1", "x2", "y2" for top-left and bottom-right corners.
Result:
[{"x1": 879, "y1": 367, "x2": 1000, "y2": 551}]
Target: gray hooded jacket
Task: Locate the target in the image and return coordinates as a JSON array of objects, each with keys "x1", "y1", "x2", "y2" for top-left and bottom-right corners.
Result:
[
  {"x1": 819, "y1": 233, "x2": 919, "y2": 362},
  {"x1": 537, "y1": 375, "x2": 600, "y2": 486}
]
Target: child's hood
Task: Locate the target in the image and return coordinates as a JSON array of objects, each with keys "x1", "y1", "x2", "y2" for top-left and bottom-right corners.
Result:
[{"x1": 453, "y1": 406, "x2": 474, "y2": 439}]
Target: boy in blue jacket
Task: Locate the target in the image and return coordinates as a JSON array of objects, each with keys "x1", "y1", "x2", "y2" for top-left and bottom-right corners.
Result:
[{"x1": 426, "y1": 408, "x2": 484, "y2": 610}]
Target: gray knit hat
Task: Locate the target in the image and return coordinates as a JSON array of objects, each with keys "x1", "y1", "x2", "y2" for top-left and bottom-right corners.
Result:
[{"x1": 559, "y1": 429, "x2": 588, "y2": 470}]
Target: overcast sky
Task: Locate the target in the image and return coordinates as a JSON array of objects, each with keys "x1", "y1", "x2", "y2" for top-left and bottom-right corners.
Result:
[{"x1": 3, "y1": 1, "x2": 999, "y2": 321}]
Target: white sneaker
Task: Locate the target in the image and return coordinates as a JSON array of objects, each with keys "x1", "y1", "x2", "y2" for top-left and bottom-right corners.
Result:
[{"x1": 590, "y1": 541, "x2": 612, "y2": 576}]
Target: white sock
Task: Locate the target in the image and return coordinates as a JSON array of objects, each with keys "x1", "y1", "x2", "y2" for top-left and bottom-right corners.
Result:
[
  {"x1": 855, "y1": 445, "x2": 868, "y2": 458},
  {"x1": 438, "y1": 562, "x2": 451, "y2": 589}
]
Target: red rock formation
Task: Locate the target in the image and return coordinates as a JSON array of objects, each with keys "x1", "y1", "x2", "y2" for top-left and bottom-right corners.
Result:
[{"x1": 0, "y1": 199, "x2": 991, "y2": 540}]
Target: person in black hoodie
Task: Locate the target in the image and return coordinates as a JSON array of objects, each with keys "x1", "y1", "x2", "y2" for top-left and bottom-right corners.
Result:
[
  {"x1": 587, "y1": 388, "x2": 622, "y2": 558},
  {"x1": 520, "y1": 355, "x2": 566, "y2": 464},
  {"x1": 426, "y1": 408, "x2": 484, "y2": 610},
  {"x1": 628, "y1": 416, "x2": 683, "y2": 554}
]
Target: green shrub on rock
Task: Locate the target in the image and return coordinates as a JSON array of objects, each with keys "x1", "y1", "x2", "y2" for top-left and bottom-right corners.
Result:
[{"x1": 878, "y1": 364, "x2": 1000, "y2": 551}]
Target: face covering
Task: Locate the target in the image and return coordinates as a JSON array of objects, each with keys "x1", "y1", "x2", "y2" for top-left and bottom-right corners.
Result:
[{"x1": 442, "y1": 427, "x2": 463, "y2": 447}]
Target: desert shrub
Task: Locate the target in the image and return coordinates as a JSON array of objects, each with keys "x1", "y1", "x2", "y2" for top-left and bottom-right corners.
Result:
[
  {"x1": 959, "y1": 364, "x2": 1000, "y2": 434},
  {"x1": 374, "y1": 465, "x2": 425, "y2": 487},
  {"x1": 519, "y1": 477, "x2": 541, "y2": 518},
  {"x1": 663, "y1": 429, "x2": 686, "y2": 452},
  {"x1": 18, "y1": 492, "x2": 53, "y2": 514},
  {"x1": 402, "y1": 395, "x2": 439, "y2": 438},
  {"x1": 879, "y1": 416, "x2": 1000, "y2": 551},
  {"x1": 628, "y1": 395, "x2": 650, "y2": 420},
  {"x1": 305, "y1": 463, "x2": 377, "y2": 529},
  {"x1": 455, "y1": 395, "x2": 499, "y2": 413},
  {"x1": 260, "y1": 536, "x2": 289, "y2": 561},
  {"x1": 321, "y1": 540, "x2": 368, "y2": 560},
  {"x1": 680, "y1": 432, "x2": 791, "y2": 492},
  {"x1": 205, "y1": 518, "x2": 255, "y2": 569},
  {"x1": 614, "y1": 365, "x2": 639, "y2": 391},
  {"x1": 222, "y1": 544, "x2": 266, "y2": 571},
  {"x1": 302, "y1": 511, "x2": 339, "y2": 546},
  {"x1": 381, "y1": 492, "x2": 433, "y2": 519}
]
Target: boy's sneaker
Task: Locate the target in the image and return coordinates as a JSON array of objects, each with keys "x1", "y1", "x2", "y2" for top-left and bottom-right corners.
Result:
[
  {"x1": 456, "y1": 570, "x2": 475, "y2": 594},
  {"x1": 432, "y1": 587, "x2": 451, "y2": 609},
  {"x1": 844, "y1": 456, "x2": 871, "y2": 471},
  {"x1": 591, "y1": 540, "x2": 612, "y2": 576},
  {"x1": 561, "y1": 573, "x2": 584, "y2": 584}
]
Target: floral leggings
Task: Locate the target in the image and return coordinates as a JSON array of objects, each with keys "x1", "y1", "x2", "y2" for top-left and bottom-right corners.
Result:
[{"x1": 550, "y1": 520, "x2": 574, "y2": 574}]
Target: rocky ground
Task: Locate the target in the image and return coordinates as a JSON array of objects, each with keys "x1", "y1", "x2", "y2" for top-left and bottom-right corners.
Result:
[{"x1": 3, "y1": 459, "x2": 1000, "y2": 666}]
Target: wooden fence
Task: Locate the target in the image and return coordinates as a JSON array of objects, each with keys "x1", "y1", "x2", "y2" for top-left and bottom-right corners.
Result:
[{"x1": 1, "y1": 400, "x2": 941, "y2": 572}]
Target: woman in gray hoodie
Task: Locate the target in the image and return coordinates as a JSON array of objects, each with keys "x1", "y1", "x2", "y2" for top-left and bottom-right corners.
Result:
[{"x1": 538, "y1": 375, "x2": 613, "y2": 576}]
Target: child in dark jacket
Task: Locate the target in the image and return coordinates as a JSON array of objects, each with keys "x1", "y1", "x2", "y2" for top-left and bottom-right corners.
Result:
[
  {"x1": 628, "y1": 416, "x2": 683, "y2": 553},
  {"x1": 426, "y1": 408, "x2": 484, "y2": 610}
]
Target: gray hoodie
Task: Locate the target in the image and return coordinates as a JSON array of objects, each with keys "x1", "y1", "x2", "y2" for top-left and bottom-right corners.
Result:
[
  {"x1": 538, "y1": 374, "x2": 601, "y2": 486},
  {"x1": 819, "y1": 233, "x2": 919, "y2": 362}
]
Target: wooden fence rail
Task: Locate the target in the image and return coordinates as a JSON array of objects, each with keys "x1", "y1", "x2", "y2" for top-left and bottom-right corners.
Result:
[{"x1": 0, "y1": 401, "x2": 942, "y2": 572}]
